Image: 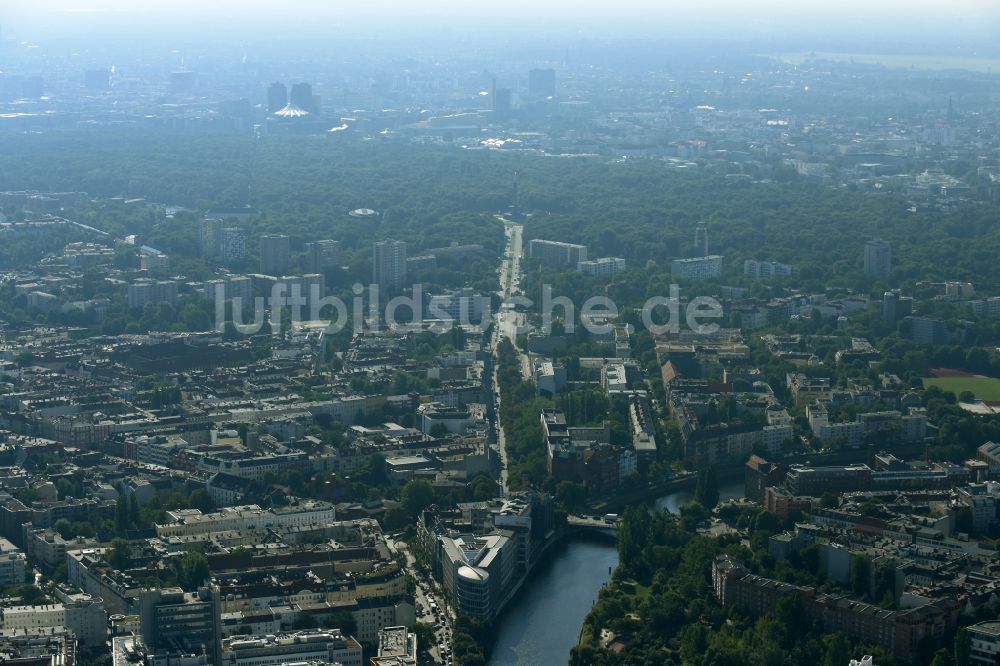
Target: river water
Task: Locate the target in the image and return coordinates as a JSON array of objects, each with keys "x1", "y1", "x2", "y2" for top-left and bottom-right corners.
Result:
[
  {"x1": 487, "y1": 480, "x2": 744, "y2": 665},
  {"x1": 654, "y1": 479, "x2": 745, "y2": 515},
  {"x1": 487, "y1": 536, "x2": 619, "y2": 665}
]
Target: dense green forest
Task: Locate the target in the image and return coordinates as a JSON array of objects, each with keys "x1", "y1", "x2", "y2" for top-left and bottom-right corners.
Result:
[{"x1": 3, "y1": 129, "x2": 1000, "y2": 296}]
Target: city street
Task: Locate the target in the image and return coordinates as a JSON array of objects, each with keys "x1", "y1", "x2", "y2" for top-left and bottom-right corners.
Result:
[
  {"x1": 385, "y1": 536, "x2": 454, "y2": 665},
  {"x1": 491, "y1": 218, "x2": 531, "y2": 495}
]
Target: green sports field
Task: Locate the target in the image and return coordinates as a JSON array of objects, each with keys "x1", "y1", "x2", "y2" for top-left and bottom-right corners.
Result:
[{"x1": 923, "y1": 376, "x2": 1000, "y2": 401}]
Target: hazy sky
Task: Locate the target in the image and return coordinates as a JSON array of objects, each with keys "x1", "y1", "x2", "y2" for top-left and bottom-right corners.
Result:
[
  {"x1": 8, "y1": 0, "x2": 998, "y2": 15},
  {"x1": 3, "y1": 0, "x2": 1000, "y2": 54},
  {"x1": 7, "y1": 0, "x2": 999, "y2": 20}
]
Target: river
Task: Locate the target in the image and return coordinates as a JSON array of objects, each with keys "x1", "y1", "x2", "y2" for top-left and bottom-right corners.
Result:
[
  {"x1": 486, "y1": 480, "x2": 745, "y2": 665},
  {"x1": 487, "y1": 536, "x2": 619, "y2": 665},
  {"x1": 654, "y1": 479, "x2": 745, "y2": 515}
]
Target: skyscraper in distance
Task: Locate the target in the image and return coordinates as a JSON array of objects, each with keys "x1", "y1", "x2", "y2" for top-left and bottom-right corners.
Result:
[
  {"x1": 373, "y1": 239, "x2": 407, "y2": 290},
  {"x1": 528, "y1": 68, "x2": 556, "y2": 97},
  {"x1": 267, "y1": 82, "x2": 288, "y2": 114},
  {"x1": 290, "y1": 82, "x2": 314, "y2": 113},
  {"x1": 495, "y1": 87, "x2": 512, "y2": 114}
]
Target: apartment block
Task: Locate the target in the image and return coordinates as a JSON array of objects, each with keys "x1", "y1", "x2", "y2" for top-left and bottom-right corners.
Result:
[
  {"x1": 744, "y1": 259, "x2": 792, "y2": 278},
  {"x1": 528, "y1": 239, "x2": 587, "y2": 269},
  {"x1": 670, "y1": 255, "x2": 723, "y2": 280},
  {"x1": 578, "y1": 257, "x2": 625, "y2": 276}
]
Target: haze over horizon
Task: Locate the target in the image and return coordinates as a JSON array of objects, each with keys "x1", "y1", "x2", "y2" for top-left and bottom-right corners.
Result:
[{"x1": 3, "y1": 0, "x2": 1000, "y2": 58}]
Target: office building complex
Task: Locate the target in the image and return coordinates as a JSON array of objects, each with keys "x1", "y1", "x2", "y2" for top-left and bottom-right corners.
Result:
[
  {"x1": 528, "y1": 239, "x2": 587, "y2": 269},
  {"x1": 259, "y1": 234, "x2": 290, "y2": 275},
  {"x1": 373, "y1": 239, "x2": 408, "y2": 290},
  {"x1": 864, "y1": 239, "x2": 892, "y2": 277},
  {"x1": 418, "y1": 493, "x2": 554, "y2": 624}
]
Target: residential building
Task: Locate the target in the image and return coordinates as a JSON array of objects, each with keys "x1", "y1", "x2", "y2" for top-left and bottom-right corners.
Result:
[
  {"x1": 155, "y1": 502, "x2": 335, "y2": 537},
  {"x1": 259, "y1": 234, "x2": 290, "y2": 275},
  {"x1": 424, "y1": 289, "x2": 489, "y2": 325},
  {"x1": 883, "y1": 290, "x2": 914, "y2": 328},
  {"x1": 967, "y1": 621, "x2": 1000, "y2": 666},
  {"x1": 305, "y1": 240, "x2": 340, "y2": 272},
  {"x1": 0, "y1": 536, "x2": 26, "y2": 586},
  {"x1": 745, "y1": 455, "x2": 785, "y2": 504},
  {"x1": 139, "y1": 248, "x2": 170, "y2": 272},
  {"x1": 127, "y1": 280, "x2": 178, "y2": 310},
  {"x1": 529, "y1": 239, "x2": 587, "y2": 269},
  {"x1": 744, "y1": 259, "x2": 793, "y2": 278},
  {"x1": 713, "y1": 556, "x2": 959, "y2": 664},
  {"x1": 785, "y1": 464, "x2": 872, "y2": 496},
  {"x1": 371, "y1": 626, "x2": 417, "y2": 666},
  {"x1": 219, "y1": 631, "x2": 362, "y2": 666},
  {"x1": 220, "y1": 228, "x2": 247, "y2": 265},
  {"x1": 535, "y1": 361, "x2": 567, "y2": 396},
  {"x1": 373, "y1": 240, "x2": 408, "y2": 290},
  {"x1": 670, "y1": 255, "x2": 723, "y2": 280},
  {"x1": 203, "y1": 276, "x2": 253, "y2": 304},
  {"x1": 0, "y1": 598, "x2": 107, "y2": 647},
  {"x1": 201, "y1": 218, "x2": 223, "y2": 258},
  {"x1": 968, "y1": 296, "x2": 1000, "y2": 319},
  {"x1": 905, "y1": 316, "x2": 948, "y2": 345},
  {"x1": 694, "y1": 223, "x2": 709, "y2": 256},
  {"x1": 139, "y1": 586, "x2": 222, "y2": 665},
  {"x1": 577, "y1": 257, "x2": 625, "y2": 276}
]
